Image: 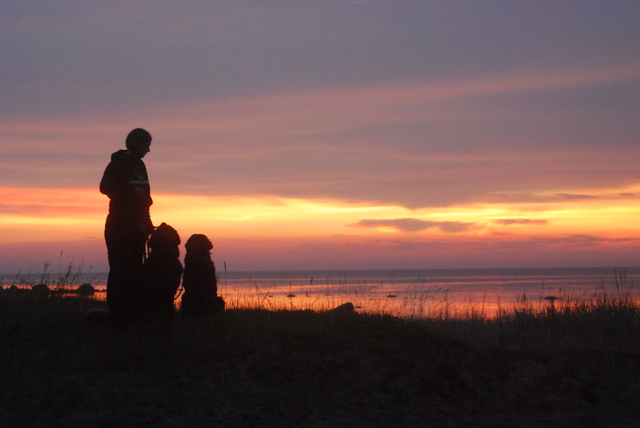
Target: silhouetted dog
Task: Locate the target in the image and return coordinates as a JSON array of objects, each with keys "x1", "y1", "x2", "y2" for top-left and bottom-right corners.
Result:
[
  {"x1": 181, "y1": 234, "x2": 225, "y2": 318},
  {"x1": 140, "y1": 223, "x2": 183, "y2": 321}
]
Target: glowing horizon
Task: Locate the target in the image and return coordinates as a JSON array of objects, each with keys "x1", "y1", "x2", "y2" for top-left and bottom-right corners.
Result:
[{"x1": 1, "y1": 185, "x2": 639, "y2": 273}]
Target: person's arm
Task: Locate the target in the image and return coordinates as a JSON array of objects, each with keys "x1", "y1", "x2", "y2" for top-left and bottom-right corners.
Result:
[{"x1": 99, "y1": 161, "x2": 125, "y2": 200}]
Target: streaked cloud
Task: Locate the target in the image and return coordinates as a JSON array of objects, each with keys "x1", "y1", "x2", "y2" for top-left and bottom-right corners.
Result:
[
  {"x1": 1, "y1": 185, "x2": 640, "y2": 272},
  {"x1": 494, "y1": 219, "x2": 548, "y2": 226},
  {"x1": 2, "y1": 75, "x2": 639, "y2": 210},
  {"x1": 0, "y1": 187, "x2": 104, "y2": 221},
  {"x1": 348, "y1": 218, "x2": 474, "y2": 233},
  {"x1": 529, "y1": 234, "x2": 638, "y2": 247},
  {"x1": 554, "y1": 194, "x2": 598, "y2": 201}
]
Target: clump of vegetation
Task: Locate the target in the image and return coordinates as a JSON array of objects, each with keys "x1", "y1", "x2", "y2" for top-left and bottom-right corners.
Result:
[
  {"x1": 1, "y1": 258, "x2": 98, "y2": 297},
  {"x1": 4, "y1": 257, "x2": 83, "y2": 286}
]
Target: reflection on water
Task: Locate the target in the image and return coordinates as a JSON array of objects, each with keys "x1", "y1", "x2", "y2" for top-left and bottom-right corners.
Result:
[
  {"x1": 4, "y1": 267, "x2": 639, "y2": 318},
  {"x1": 212, "y1": 268, "x2": 640, "y2": 317}
]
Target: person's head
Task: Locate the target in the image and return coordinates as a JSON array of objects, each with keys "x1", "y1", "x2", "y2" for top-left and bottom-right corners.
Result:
[{"x1": 126, "y1": 128, "x2": 152, "y2": 158}]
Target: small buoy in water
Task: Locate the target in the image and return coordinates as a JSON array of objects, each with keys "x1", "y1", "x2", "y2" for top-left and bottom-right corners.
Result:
[{"x1": 387, "y1": 294, "x2": 398, "y2": 298}]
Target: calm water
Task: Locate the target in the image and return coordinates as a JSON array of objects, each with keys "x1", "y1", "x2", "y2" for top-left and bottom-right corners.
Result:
[
  {"x1": 215, "y1": 267, "x2": 640, "y2": 316},
  {"x1": 4, "y1": 267, "x2": 639, "y2": 317}
]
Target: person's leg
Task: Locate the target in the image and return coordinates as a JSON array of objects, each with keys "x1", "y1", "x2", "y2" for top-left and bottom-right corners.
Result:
[{"x1": 106, "y1": 231, "x2": 146, "y2": 324}]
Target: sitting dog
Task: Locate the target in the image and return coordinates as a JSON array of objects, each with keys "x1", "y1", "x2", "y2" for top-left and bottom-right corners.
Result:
[
  {"x1": 181, "y1": 234, "x2": 225, "y2": 318},
  {"x1": 139, "y1": 223, "x2": 183, "y2": 321}
]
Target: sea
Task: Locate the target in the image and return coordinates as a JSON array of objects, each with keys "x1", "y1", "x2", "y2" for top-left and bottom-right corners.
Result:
[{"x1": 3, "y1": 267, "x2": 639, "y2": 318}]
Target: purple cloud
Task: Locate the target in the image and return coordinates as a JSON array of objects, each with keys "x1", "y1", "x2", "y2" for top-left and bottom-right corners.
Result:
[{"x1": 554, "y1": 194, "x2": 597, "y2": 201}]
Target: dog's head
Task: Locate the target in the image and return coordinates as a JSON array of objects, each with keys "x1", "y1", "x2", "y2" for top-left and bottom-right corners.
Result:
[
  {"x1": 148, "y1": 223, "x2": 181, "y2": 253},
  {"x1": 185, "y1": 234, "x2": 213, "y2": 255}
]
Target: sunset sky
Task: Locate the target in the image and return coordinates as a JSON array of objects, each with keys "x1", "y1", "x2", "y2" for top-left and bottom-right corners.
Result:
[{"x1": 1, "y1": 1, "x2": 639, "y2": 274}]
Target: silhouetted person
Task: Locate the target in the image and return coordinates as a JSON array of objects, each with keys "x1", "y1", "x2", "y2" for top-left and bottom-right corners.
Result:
[
  {"x1": 100, "y1": 128, "x2": 154, "y2": 324},
  {"x1": 181, "y1": 234, "x2": 225, "y2": 317}
]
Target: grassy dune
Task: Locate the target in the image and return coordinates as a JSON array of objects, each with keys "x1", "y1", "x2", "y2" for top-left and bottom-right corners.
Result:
[{"x1": 1, "y1": 289, "x2": 640, "y2": 427}]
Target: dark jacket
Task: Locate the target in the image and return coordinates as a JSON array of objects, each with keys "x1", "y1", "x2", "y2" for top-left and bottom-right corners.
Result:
[{"x1": 100, "y1": 150, "x2": 153, "y2": 236}]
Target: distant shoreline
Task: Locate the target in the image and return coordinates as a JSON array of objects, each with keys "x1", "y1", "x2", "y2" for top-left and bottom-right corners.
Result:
[
  {"x1": 2, "y1": 265, "x2": 640, "y2": 278},
  {"x1": 3, "y1": 266, "x2": 640, "y2": 318}
]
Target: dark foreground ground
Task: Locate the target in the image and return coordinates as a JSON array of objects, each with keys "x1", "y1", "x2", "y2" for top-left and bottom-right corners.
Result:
[{"x1": 1, "y1": 293, "x2": 640, "y2": 427}]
